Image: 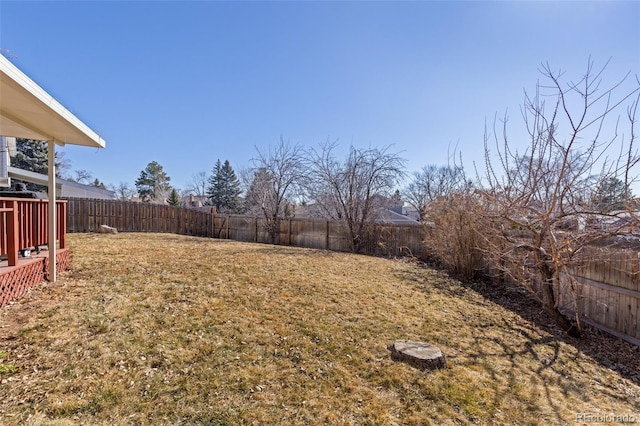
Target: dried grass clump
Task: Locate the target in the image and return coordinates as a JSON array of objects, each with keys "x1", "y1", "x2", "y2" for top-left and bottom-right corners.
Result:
[{"x1": 0, "y1": 233, "x2": 638, "y2": 425}]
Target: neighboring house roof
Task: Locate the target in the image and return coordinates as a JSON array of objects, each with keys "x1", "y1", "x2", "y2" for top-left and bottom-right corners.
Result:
[
  {"x1": 8, "y1": 166, "x2": 115, "y2": 199},
  {"x1": 293, "y1": 203, "x2": 421, "y2": 226},
  {"x1": 373, "y1": 208, "x2": 422, "y2": 226},
  {"x1": 292, "y1": 203, "x2": 325, "y2": 219},
  {"x1": 403, "y1": 207, "x2": 421, "y2": 221}
]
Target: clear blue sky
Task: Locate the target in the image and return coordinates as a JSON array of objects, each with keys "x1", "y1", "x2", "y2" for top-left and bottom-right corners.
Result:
[{"x1": 1, "y1": 1, "x2": 639, "y2": 192}]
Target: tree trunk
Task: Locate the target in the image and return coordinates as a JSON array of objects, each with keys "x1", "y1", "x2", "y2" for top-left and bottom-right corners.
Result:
[
  {"x1": 544, "y1": 302, "x2": 581, "y2": 337},
  {"x1": 540, "y1": 264, "x2": 581, "y2": 338},
  {"x1": 537, "y1": 253, "x2": 581, "y2": 338}
]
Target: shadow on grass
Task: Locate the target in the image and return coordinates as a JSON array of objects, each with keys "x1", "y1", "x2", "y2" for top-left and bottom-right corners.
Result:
[
  {"x1": 463, "y1": 276, "x2": 639, "y2": 386},
  {"x1": 394, "y1": 261, "x2": 640, "y2": 414}
]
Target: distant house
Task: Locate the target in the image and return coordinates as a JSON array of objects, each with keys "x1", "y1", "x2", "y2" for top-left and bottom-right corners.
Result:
[
  {"x1": 293, "y1": 203, "x2": 421, "y2": 226},
  {"x1": 8, "y1": 166, "x2": 115, "y2": 199},
  {"x1": 180, "y1": 194, "x2": 209, "y2": 208},
  {"x1": 373, "y1": 208, "x2": 421, "y2": 226},
  {"x1": 291, "y1": 203, "x2": 324, "y2": 219},
  {"x1": 401, "y1": 206, "x2": 421, "y2": 222},
  {"x1": 179, "y1": 194, "x2": 219, "y2": 213}
]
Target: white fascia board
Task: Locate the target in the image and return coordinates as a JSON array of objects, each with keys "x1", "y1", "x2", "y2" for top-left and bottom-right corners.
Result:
[{"x1": 0, "y1": 54, "x2": 106, "y2": 148}]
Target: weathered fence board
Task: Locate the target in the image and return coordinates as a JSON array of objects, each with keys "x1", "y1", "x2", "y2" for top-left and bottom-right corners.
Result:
[
  {"x1": 65, "y1": 199, "x2": 425, "y2": 257},
  {"x1": 565, "y1": 246, "x2": 640, "y2": 344},
  {"x1": 65, "y1": 199, "x2": 214, "y2": 238}
]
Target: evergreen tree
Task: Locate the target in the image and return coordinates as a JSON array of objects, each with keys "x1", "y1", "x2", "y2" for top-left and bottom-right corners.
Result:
[
  {"x1": 91, "y1": 178, "x2": 107, "y2": 190},
  {"x1": 167, "y1": 188, "x2": 181, "y2": 206},
  {"x1": 592, "y1": 177, "x2": 633, "y2": 212},
  {"x1": 13, "y1": 138, "x2": 66, "y2": 191},
  {"x1": 207, "y1": 159, "x2": 242, "y2": 212},
  {"x1": 135, "y1": 161, "x2": 172, "y2": 203},
  {"x1": 221, "y1": 160, "x2": 242, "y2": 211},
  {"x1": 14, "y1": 139, "x2": 48, "y2": 175},
  {"x1": 207, "y1": 159, "x2": 225, "y2": 209}
]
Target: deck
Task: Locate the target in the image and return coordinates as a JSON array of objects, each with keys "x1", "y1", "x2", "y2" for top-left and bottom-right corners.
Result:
[{"x1": 0, "y1": 198, "x2": 68, "y2": 308}]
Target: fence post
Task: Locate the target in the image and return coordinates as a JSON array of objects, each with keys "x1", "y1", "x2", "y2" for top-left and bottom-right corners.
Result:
[{"x1": 326, "y1": 220, "x2": 330, "y2": 250}]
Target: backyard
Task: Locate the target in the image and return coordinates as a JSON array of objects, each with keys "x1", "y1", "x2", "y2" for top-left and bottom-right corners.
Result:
[{"x1": 0, "y1": 233, "x2": 638, "y2": 425}]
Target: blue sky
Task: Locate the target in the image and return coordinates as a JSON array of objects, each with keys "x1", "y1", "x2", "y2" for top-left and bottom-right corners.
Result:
[{"x1": 1, "y1": 1, "x2": 639, "y2": 192}]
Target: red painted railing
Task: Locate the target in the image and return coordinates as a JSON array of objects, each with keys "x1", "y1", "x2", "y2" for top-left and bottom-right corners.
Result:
[{"x1": 0, "y1": 198, "x2": 67, "y2": 266}]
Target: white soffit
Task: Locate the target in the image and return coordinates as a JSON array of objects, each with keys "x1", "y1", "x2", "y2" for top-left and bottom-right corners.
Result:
[{"x1": 0, "y1": 54, "x2": 106, "y2": 148}]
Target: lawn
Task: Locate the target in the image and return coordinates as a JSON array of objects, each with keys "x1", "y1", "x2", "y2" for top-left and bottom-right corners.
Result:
[{"x1": 0, "y1": 233, "x2": 638, "y2": 425}]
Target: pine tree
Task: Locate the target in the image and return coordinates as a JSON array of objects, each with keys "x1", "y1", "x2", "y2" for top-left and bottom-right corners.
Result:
[
  {"x1": 221, "y1": 160, "x2": 242, "y2": 212},
  {"x1": 592, "y1": 177, "x2": 632, "y2": 212},
  {"x1": 14, "y1": 139, "x2": 48, "y2": 175},
  {"x1": 91, "y1": 178, "x2": 107, "y2": 190},
  {"x1": 167, "y1": 188, "x2": 181, "y2": 206},
  {"x1": 207, "y1": 159, "x2": 242, "y2": 212},
  {"x1": 135, "y1": 161, "x2": 172, "y2": 203},
  {"x1": 13, "y1": 138, "x2": 66, "y2": 191},
  {"x1": 207, "y1": 159, "x2": 225, "y2": 209}
]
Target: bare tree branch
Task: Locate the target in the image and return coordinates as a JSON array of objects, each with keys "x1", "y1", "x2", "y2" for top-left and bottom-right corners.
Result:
[
  {"x1": 478, "y1": 60, "x2": 640, "y2": 337},
  {"x1": 308, "y1": 141, "x2": 406, "y2": 252}
]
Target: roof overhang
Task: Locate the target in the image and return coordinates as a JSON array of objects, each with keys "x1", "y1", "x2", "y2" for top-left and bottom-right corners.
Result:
[
  {"x1": 7, "y1": 166, "x2": 64, "y2": 190},
  {"x1": 0, "y1": 54, "x2": 106, "y2": 148},
  {"x1": 0, "y1": 54, "x2": 107, "y2": 282},
  {"x1": 7, "y1": 166, "x2": 116, "y2": 198}
]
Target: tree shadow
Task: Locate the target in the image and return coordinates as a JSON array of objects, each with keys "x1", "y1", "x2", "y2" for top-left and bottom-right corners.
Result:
[
  {"x1": 394, "y1": 261, "x2": 640, "y2": 389},
  {"x1": 462, "y1": 275, "x2": 640, "y2": 386}
]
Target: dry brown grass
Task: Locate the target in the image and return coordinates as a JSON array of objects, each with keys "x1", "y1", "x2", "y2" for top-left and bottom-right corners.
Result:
[{"x1": 0, "y1": 233, "x2": 638, "y2": 425}]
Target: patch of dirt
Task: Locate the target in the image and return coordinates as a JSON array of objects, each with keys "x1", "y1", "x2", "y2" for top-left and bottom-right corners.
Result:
[
  {"x1": 0, "y1": 271, "x2": 84, "y2": 341},
  {"x1": 0, "y1": 283, "x2": 57, "y2": 340}
]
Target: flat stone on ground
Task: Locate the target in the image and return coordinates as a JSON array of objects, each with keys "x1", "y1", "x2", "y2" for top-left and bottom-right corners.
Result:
[
  {"x1": 389, "y1": 340, "x2": 447, "y2": 370},
  {"x1": 98, "y1": 224, "x2": 118, "y2": 234}
]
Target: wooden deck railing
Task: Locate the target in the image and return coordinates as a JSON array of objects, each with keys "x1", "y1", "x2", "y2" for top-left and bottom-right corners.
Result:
[{"x1": 0, "y1": 198, "x2": 67, "y2": 266}]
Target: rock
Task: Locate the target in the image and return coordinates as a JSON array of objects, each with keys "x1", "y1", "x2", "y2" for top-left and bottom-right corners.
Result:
[
  {"x1": 99, "y1": 224, "x2": 118, "y2": 234},
  {"x1": 389, "y1": 340, "x2": 446, "y2": 370}
]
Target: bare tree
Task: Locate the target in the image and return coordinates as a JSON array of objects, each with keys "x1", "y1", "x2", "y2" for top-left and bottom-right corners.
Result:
[
  {"x1": 479, "y1": 59, "x2": 640, "y2": 337},
  {"x1": 110, "y1": 181, "x2": 136, "y2": 201},
  {"x1": 404, "y1": 164, "x2": 467, "y2": 222},
  {"x1": 246, "y1": 138, "x2": 307, "y2": 243},
  {"x1": 186, "y1": 171, "x2": 208, "y2": 198},
  {"x1": 71, "y1": 169, "x2": 93, "y2": 184},
  {"x1": 308, "y1": 141, "x2": 406, "y2": 253}
]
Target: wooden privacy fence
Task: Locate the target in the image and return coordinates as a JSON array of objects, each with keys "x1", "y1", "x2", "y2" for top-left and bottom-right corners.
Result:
[
  {"x1": 565, "y1": 247, "x2": 640, "y2": 345},
  {"x1": 65, "y1": 198, "x2": 213, "y2": 237},
  {"x1": 65, "y1": 198, "x2": 426, "y2": 258},
  {"x1": 501, "y1": 245, "x2": 640, "y2": 346},
  {"x1": 211, "y1": 215, "x2": 426, "y2": 257}
]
